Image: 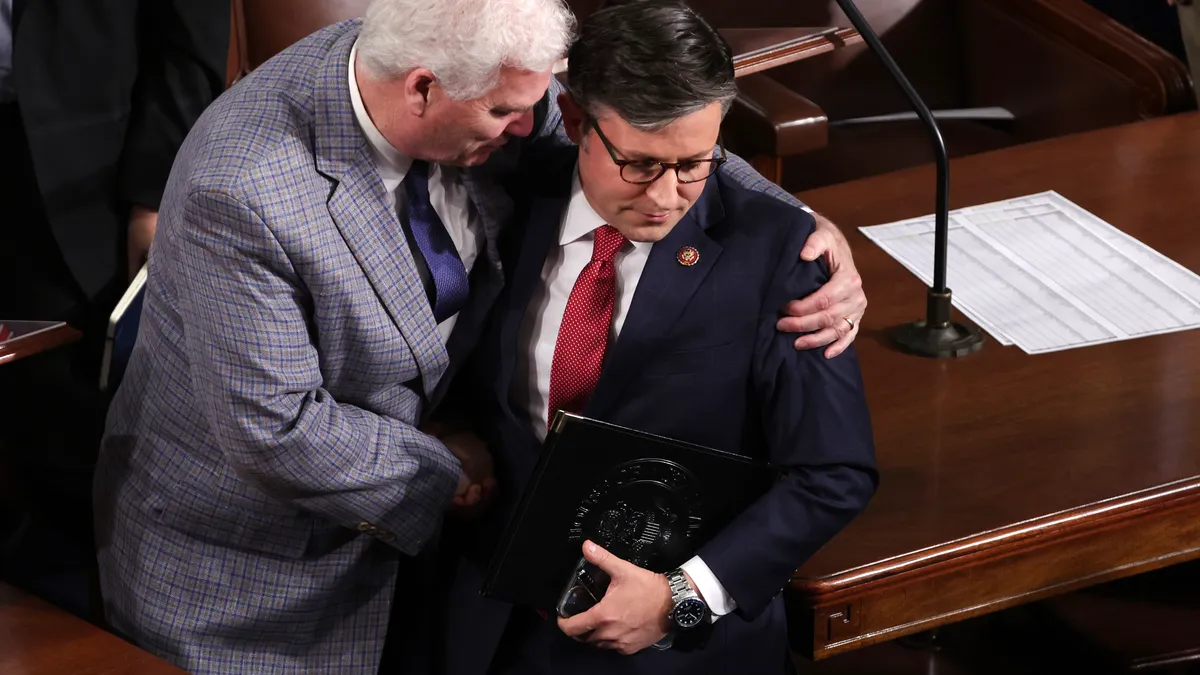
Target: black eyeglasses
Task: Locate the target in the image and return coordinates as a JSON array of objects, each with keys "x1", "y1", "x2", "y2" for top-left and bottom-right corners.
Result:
[{"x1": 589, "y1": 119, "x2": 727, "y2": 185}]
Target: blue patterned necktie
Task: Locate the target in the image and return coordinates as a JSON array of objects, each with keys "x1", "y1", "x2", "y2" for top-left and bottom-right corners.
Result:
[{"x1": 403, "y1": 160, "x2": 470, "y2": 323}]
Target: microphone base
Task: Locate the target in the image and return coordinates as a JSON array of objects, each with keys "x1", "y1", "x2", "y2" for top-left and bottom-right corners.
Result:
[
  {"x1": 890, "y1": 289, "x2": 984, "y2": 358},
  {"x1": 891, "y1": 320, "x2": 984, "y2": 358}
]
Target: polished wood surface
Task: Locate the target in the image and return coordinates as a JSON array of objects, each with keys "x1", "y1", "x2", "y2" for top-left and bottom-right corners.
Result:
[
  {"x1": 0, "y1": 582, "x2": 184, "y2": 674},
  {"x1": 974, "y1": 0, "x2": 1196, "y2": 117},
  {"x1": 725, "y1": 73, "x2": 829, "y2": 185},
  {"x1": 787, "y1": 112, "x2": 1200, "y2": 659},
  {"x1": 227, "y1": 0, "x2": 864, "y2": 83},
  {"x1": 0, "y1": 323, "x2": 81, "y2": 367},
  {"x1": 722, "y1": 27, "x2": 862, "y2": 78},
  {"x1": 770, "y1": 0, "x2": 1195, "y2": 194}
]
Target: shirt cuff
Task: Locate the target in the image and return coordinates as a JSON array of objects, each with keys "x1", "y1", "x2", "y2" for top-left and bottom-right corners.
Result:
[
  {"x1": 800, "y1": 204, "x2": 815, "y2": 214},
  {"x1": 680, "y1": 556, "x2": 737, "y2": 621}
]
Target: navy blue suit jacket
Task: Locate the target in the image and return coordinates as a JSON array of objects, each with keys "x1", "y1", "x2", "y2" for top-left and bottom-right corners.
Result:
[{"x1": 441, "y1": 150, "x2": 878, "y2": 675}]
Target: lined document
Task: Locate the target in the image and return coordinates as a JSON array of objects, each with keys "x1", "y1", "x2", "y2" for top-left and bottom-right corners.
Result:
[{"x1": 860, "y1": 191, "x2": 1200, "y2": 354}]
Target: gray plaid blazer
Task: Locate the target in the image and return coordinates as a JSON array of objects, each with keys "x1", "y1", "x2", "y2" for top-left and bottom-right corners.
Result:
[{"x1": 94, "y1": 19, "x2": 809, "y2": 675}]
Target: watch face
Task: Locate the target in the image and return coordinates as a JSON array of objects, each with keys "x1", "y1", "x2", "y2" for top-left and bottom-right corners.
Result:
[{"x1": 673, "y1": 598, "x2": 707, "y2": 629}]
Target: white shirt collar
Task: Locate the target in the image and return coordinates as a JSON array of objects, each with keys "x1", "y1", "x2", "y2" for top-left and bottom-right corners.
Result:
[
  {"x1": 559, "y1": 167, "x2": 651, "y2": 253},
  {"x1": 348, "y1": 39, "x2": 413, "y2": 177},
  {"x1": 560, "y1": 169, "x2": 608, "y2": 246}
]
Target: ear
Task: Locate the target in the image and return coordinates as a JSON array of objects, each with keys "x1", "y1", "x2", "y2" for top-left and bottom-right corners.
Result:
[
  {"x1": 558, "y1": 92, "x2": 586, "y2": 145},
  {"x1": 404, "y1": 68, "x2": 438, "y2": 117}
]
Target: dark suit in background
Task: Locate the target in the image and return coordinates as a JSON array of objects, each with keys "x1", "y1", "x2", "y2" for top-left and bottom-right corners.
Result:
[
  {"x1": 440, "y1": 148, "x2": 879, "y2": 675},
  {"x1": 0, "y1": 0, "x2": 228, "y2": 618}
]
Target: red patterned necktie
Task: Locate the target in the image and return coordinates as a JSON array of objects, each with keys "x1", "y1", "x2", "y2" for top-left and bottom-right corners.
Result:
[{"x1": 547, "y1": 225, "x2": 627, "y2": 425}]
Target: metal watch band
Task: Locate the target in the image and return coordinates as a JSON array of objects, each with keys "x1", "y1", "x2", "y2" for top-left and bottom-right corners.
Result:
[{"x1": 667, "y1": 569, "x2": 694, "y2": 600}]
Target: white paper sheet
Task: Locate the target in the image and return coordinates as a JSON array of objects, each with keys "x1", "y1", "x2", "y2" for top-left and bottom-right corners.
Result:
[{"x1": 860, "y1": 191, "x2": 1200, "y2": 354}]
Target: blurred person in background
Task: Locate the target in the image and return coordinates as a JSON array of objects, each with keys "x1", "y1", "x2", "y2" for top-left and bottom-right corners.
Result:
[{"x1": 0, "y1": 0, "x2": 228, "y2": 619}]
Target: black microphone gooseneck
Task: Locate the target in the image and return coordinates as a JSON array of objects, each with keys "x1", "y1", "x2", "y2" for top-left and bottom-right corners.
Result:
[{"x1": 831, "y1": 0, "x2": 983, "y2": 357}]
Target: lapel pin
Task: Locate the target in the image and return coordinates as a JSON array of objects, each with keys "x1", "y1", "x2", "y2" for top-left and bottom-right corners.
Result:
[{"x1": 677, "y1": 246, "x2": 700, "y2": 267}]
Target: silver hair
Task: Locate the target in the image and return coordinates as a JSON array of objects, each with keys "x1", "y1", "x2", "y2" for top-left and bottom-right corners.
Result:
[{"x1": 357, "y1": 0, "x2": 576, "y2": 100}]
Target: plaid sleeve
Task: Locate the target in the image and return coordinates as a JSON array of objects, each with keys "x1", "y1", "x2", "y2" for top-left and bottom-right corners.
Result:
[
  {"x1": 718, "y1": 152, "x2": 812, "y2": 212},
  {"x1": 172, "y1": 189, "x2": 460, "y2": 556}
]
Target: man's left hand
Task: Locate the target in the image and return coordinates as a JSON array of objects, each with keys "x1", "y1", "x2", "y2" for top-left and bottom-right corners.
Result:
[
  {"x1": 777, "y1": 212, "x2": 866, "y2": 358},
  {"x1": 557, "y1": 541, "x2": 673, "y2": 656}
]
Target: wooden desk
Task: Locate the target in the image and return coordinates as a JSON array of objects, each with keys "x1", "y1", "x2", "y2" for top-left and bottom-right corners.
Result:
[
  {"x1": 723, "y1": 27, "x2": 862, "y2": 78},
  {"x1": 0, "y1": 582, "x2": 184, "y2": 674},
  {"x1": 788, "y1": 112, "x2": 1200, "y2": 660},
  {"x1": 553, "y1": 27, "x2": 861, "y2": 81},
  {"x1": 0, "y1": 323, "x2": 81, "y2": 367}
]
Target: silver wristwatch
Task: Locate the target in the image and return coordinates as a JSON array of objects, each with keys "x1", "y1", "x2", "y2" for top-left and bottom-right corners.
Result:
[{"x1": 665, "y1": 568, "x2": 709, "y2": 630}]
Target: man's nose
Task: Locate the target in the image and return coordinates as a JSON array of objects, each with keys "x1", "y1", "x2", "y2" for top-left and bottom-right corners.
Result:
[
  {"x1": 506, "y1": 110, "x2": 535, "y2": 138},
  {"x1": 645, "y1": 168, "x2": 682, "y2": 209}
]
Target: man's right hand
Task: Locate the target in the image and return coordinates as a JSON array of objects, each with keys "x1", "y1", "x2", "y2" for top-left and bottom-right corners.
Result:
[{"x1": 441, "y1": 431, "x2": 498, "y2": 517}]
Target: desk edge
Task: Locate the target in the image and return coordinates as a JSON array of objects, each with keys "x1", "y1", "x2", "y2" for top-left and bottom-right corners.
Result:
[
  {"x1": 0, "y1": 324, "x2": 83, "y2": 366},
  {"x1": 790, "y1": 477, "x2": 1200, "y2": 601},
  {"x1": 732, "y1": 29, "x2": 862, "y2": 78}
]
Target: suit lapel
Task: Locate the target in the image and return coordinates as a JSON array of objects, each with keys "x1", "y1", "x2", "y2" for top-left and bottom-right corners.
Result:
[
  {"x1": 423, "y1": 170, "x2": 511, "y2": 411},
  {"x1": 495, "y1": 196, "x2": 567, "y2": 406},
  {"x1": 462, "y1": 168, "x2": 511, "y2": 271},
  {"x1": 585, "y1": 181, "x2": 726, "y2": 418},
  {"x1": 315, "y1": 30, "x2": 448, "y2": 398}
]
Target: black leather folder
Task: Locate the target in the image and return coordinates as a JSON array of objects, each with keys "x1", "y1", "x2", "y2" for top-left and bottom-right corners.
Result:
[{"x1": 482, "y1": 412, "x2": 778, "y2": 609}]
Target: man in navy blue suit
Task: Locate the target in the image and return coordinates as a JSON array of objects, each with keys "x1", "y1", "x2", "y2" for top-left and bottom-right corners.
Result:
[{"x1": 440, "y1": 3, "x2": 879, "y2": 674}]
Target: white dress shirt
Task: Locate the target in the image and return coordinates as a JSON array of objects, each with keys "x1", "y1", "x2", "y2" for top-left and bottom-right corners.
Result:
[
  {"x1": 348, "y1": 41, "x2": 483, "y2": 343},
  {"x1": 515, "y1": 169, "x2": 738, "y2": 620}
]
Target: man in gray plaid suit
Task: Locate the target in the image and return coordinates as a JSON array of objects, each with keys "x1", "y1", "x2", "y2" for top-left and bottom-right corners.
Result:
[{"x1": 93, "y1": 0, "x2": 867, "y2": 673}]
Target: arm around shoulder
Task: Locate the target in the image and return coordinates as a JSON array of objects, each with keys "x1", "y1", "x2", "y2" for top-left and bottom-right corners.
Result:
[{"x1": 695, "y1": 211, "x2": 878, "y2": 619}]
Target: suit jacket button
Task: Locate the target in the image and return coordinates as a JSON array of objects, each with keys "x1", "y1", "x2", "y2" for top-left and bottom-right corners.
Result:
[{"x1": 357, "y1": 522, "x2": 373, "y2": 533}]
